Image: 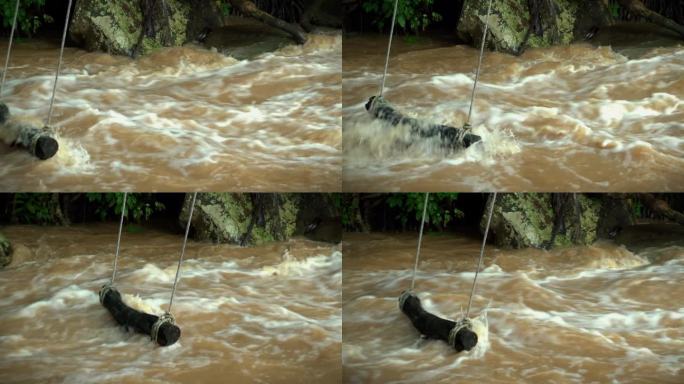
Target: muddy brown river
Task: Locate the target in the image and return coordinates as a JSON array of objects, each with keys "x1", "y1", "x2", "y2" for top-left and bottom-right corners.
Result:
[
  {"x1": 0, "y1": 33, "x2": 341, "y2": 192},
  {"x1": 343, "y1": 33, "x2": 684, "y2": 192},
  {"x1": 342, "y1": 232, "x2": 683, "y2": 383},
  {"x1": 0, "y1": 225, "x2": 341, "y2": 383}
]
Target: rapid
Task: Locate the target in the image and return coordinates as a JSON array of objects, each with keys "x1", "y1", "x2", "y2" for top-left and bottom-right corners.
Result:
[
  {"x1": 0, "y1": 224, "x2": 342, "y2": 383},
  {"x1": 342, "y1": 231, "x2": 683, "y2": 383}
]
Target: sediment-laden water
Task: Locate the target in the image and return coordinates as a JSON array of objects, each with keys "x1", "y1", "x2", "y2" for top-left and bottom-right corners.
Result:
[
  {"x1": 0, "y1": 225, "x2": 341, "y2": 383},
  {"x1": 342, "y1": 232, "x2": 683, "y2": 383},
  {"x1": 343, "y1": 33, "x2": 684, "y2": 192},
  {"x1": 0, "y1": 33, "x2": 341, "y2": 191}
]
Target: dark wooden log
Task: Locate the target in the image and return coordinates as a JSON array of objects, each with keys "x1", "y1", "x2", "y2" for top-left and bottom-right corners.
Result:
[
  {"x1": 0, "y1": 102, "x2": 59, "y2": 160},
  {"x1": 616, "y1": 0, "x2": 684, "y2": 38},
  {"x1": 365, "y1": 96, "x2": 482, "y2": 150},
  {"x1": 99, "y1": 285, "x2": 180, "y2": 347},
  {"x1": 229, "y1": 0, "x2": 308, "y2": 44},
  {"x1": 399, "y1": 291, "x2": 478, "y2": 352}
]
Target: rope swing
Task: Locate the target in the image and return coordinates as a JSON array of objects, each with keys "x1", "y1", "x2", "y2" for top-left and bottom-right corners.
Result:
[
  {"x1": 0, "y1": 0, "x2": 72, "y2": 160},
  {"x1": 99, "y1": 192, "x2": 199, "y2": 347},
  {"x1": 399, "y1": 192, "x2": 498, "y2": 353},
  {"x1": 367, "y1": 0, "x2": 495, "y2": 151}
]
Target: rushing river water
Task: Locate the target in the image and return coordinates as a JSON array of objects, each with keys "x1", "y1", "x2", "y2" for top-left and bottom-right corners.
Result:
[
  {"x1": 0, "y1": 225, "x2": 341, "y2": 383},
  {"x1": 343, "y1": 32, "x2": 684, "y2": 192},
  {"x1": 342, "y1": 232, "x2": 683, "y2": 383},
  {"x1": 0, "y1": 33, "x2": 341, "y2": 192}
]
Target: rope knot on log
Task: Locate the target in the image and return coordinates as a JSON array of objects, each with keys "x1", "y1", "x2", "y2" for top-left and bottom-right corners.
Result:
[{"x1": 151, "y1": 312, "x2": 176, "y2": 344}]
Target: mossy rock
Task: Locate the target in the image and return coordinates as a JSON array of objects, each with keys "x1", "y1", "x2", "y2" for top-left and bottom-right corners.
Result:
[
  {"x1": 0, "y1": 232, "x2": 12, "y2": 268},
  {"x1": 457, "y1": 0, "x2": 579, "y2": 54},
  {"x1": 482, "y1": 193, "x2": 601, "y2": 249},
  {"x1": 70, "y1": 0, "x2": 190, "y2": 56},
  {"x1": 179, "y1": 193, "x2": 299, "y2": 246}
]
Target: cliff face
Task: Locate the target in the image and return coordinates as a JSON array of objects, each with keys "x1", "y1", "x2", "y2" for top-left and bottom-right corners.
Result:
[
  {"x1": 69, "y1": 0, "x2": 192, "y2": 56},
  {"x1": 457, "y1": 0, "x2": 581, "y2": 55},
  {"x1": 481, "y1": 193, "x2": 636, "y2": 249}
]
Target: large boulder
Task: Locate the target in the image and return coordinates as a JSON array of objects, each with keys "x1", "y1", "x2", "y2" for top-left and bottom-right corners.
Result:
[
  {"x1": 596, "y1": 195, "x2": 635, "y2": 239},
  {"x1": 481, "y1": 193, "x2": 602, "y2": 249},
  {"x1": 179, "y1": 193, "x2": 299, "y2": 246},
  {"x1": 295, "y1": 194, "x2": 341, "y2": 243},
  {"x1": 457, "y1": 0, "x2": 579, "y2": 54},
  {"x1": 70, "y1": 0, "x2": 191, "y2": 56},
  {"x1": 0, "y1": 232, "x2": 12, "y2": 268}
]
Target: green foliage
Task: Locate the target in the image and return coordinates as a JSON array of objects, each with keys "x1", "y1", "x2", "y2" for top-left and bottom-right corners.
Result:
[
  {"x1": 631, "y1": 198, "x2": 644, "y2": 218},
  {"x1": 336, "y1": 194, "x2": 361, "y2": 230},
  {"x1": 0, "y1": 0, "x2": 52, "y2": 36},
  {"x1": 85, "y1": 193, "x2": 165, "y2": 223},
  {"x1": 386, "y1": 193, "x2": 462, "y2": 230},
  {"x1": 608, "y1": 1, "x2": 621, "y2": 19},
  {"x1": 362, "y1": 0, "x2": 443, "y2": 34},
  {"x1": 11, "y1": 193, "x2": 59, "y2": 225},
  {"x1": 220, "y1": 2, "x2": 231, "y2": 16}
]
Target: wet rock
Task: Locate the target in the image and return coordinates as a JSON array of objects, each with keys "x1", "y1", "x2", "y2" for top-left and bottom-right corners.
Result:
[
  {"x1": 596, "y1": 195, "x2": 635, "y2": 240},
  {"x1": 457, "y1": 0, "x2": 579, "y2": 54},
  {"x1": 204, "y1": 17, "x2": 294, "y2": 60},
  {"x1": 179, "y1": 193, "x2": 299, "y2": 246},
  {"x1": 301, "y1": 0, "x2": 343, "y2": 31},
  {"x1": 296, "y1": 194, "x2": 341, "y2": 243},
  {"x1": 70, "y1": 0, "x2": 190, "y2": 56},
  {"x1": 0, "y1": 232, "x2": 12, "y2": 268},
  {"x1": 186, "y1": 0, "x2": 226, "y2": 43},
  {"x1": 302, "y1": 217, "x2": 342, "y2": 243},
  {"x1": 614, "y1": 224, "x2": 684, "y2": 254},
  {"x1": 482, "y1": 193, "x2": 601, "y2": 249}
]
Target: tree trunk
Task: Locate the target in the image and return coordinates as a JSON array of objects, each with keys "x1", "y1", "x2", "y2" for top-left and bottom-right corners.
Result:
[
  {"x1": 51, "y1": 193, "x2": 69, "y2": 226},
  {"x1": 229, "y1": 0, "x2": 308, "y2": 44},
  {"x1": 640, "y1": 194, "x2": 684, "y2": 225},
  {"x1": 616, "y1": 0, "x2": 684, "y2": 37}
]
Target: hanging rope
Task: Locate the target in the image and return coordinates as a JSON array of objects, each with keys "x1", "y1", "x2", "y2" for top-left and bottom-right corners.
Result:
[
  {"x1": 110, "y1": 192, "x2": 128, "y2": 284},
  {"x1": 0, "y1": 0, "x2": 20, "y2": 100},
  {"x1": 409, "y1": 192, "x2": 429, "y2": 290},
  {"x1": 464, "y1": 0, "x2": 494, "y2": 130},
  {"x1": 378, "y1": 0, "x2": 400, "y2": 98},
  {"x1": 46, "y1": 0, "x2": 73, "y2": 126},
  {"x1": 465, "y1": 192, "x2": 497, "y2": 318},
  {"x1": 167, "y1": 192, "x2": 197, "y2": 313}
]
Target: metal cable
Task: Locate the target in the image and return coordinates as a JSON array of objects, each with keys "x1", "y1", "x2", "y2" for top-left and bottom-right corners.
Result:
[
  {"x1": 167, "y1": 192, "x2": 197, "y2": 313},
  {"x1": 0, "y1": 0, "x2": 20, "y2": 100},
  {"x1": 465, "y1": 0, "x2": 494, "y2": 126},
  {"x1": 46, "y1": 0, "x2": 73, "y2": 126},
  {"x1": 465, "y1": 192, "x2": 497, "y2": 318},
  {"x1": 378, "y1": 0, "x2": 400, "y2": 98},
  {"x1": 410, "y1": 192, "x2": 429, "y2": 290},
  {"x1": 111, "y1": 192, "x2": 128, "y2": 284}
]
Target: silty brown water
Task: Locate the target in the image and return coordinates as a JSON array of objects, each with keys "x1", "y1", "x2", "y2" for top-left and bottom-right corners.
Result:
[
  {"x1": 342, "y1": 232, "x2": 683, "y2": 383},
  {"x1": 343, "y1": 31, "x2": 684, "y2": 192},
  {"x1": 0, "y1": 33, "x2": 341, "y2": 192},
  {"x1": 0, "y1": 225, "x2": 341, "y2": 383}
]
